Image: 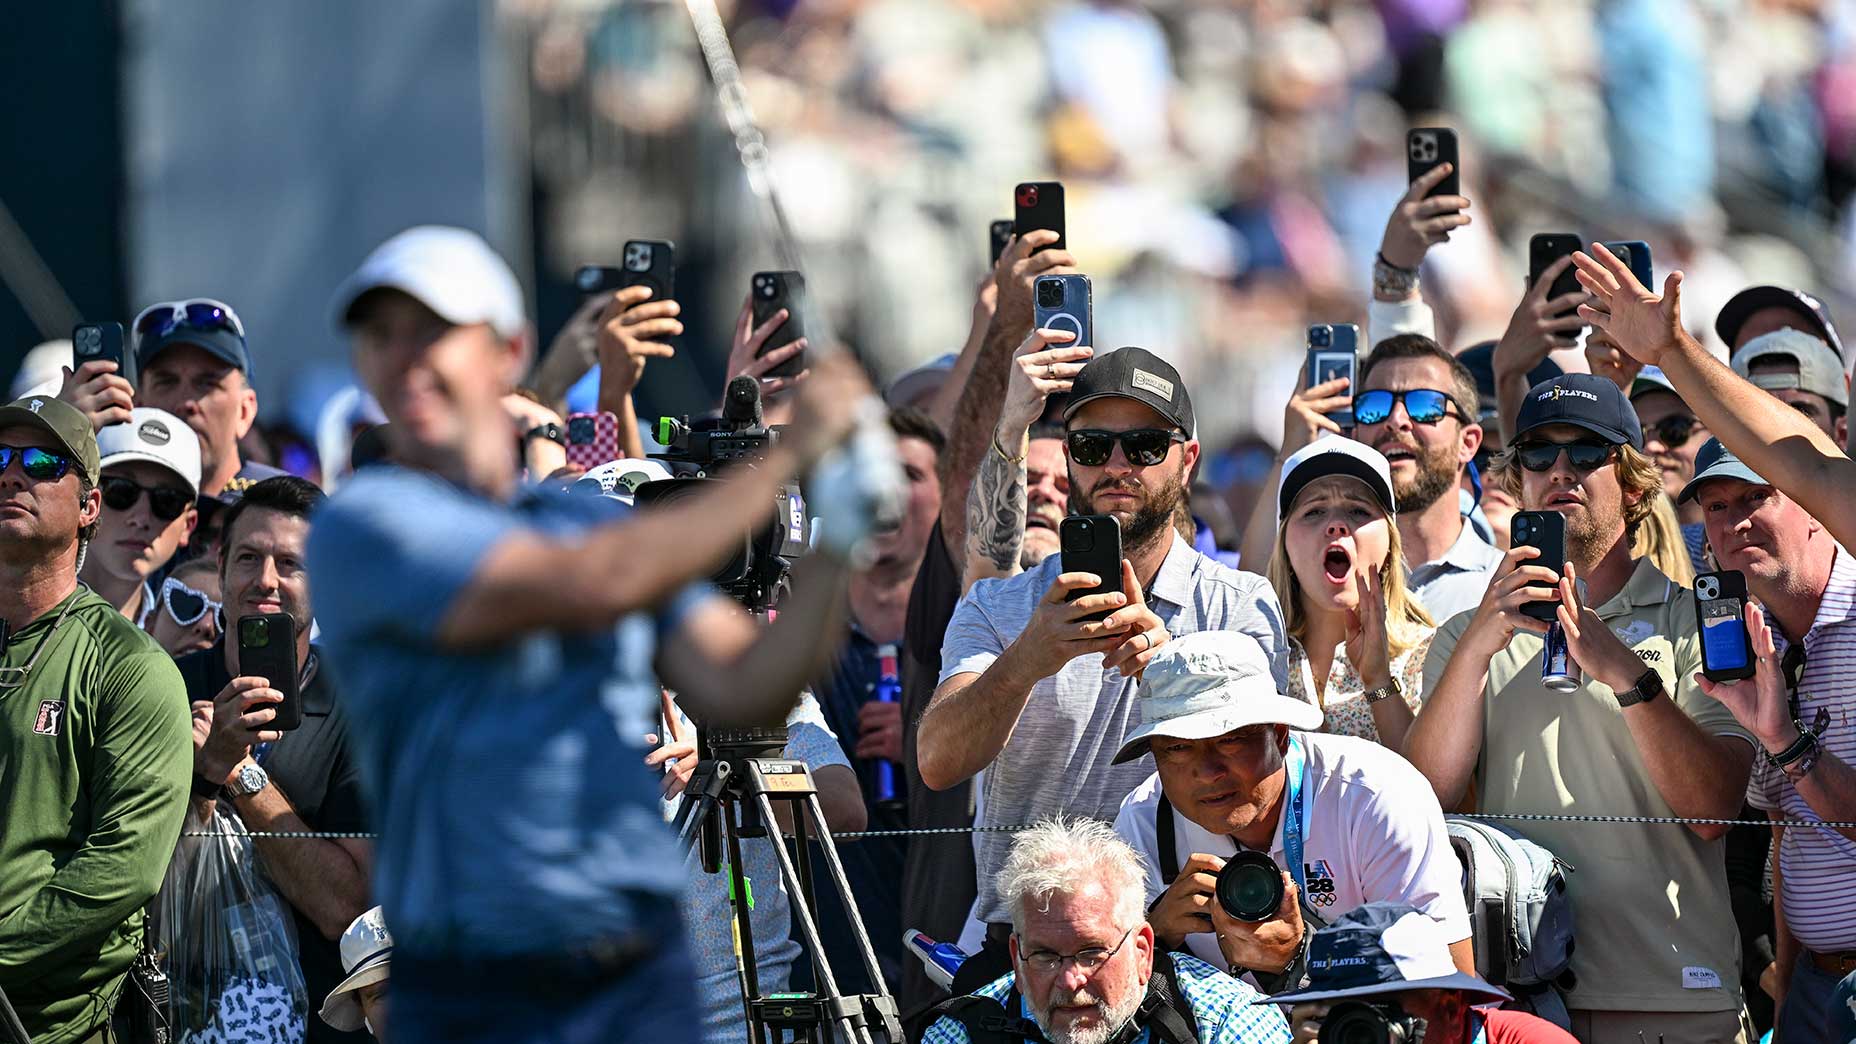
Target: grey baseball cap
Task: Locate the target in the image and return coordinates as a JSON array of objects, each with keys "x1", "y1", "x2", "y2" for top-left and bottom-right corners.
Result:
[
  {"x1": 1731, "y1": 328, "x2": 1848, "y2": 408},
  {"x1": 1678, "y1": 438, "x2": 1770, "y2": 504}
]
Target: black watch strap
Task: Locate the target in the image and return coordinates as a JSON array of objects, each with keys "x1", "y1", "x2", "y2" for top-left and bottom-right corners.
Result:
[
  {"x1": 525, "y1": 422, "x2": 567, "y2": 446},
  {"x1": 1615, "y1": 667, "x2": 1663, "y2": 708}
]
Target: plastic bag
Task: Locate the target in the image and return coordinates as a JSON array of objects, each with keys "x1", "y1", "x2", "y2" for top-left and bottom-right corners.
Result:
[{"x1": 154, "y1": 803, "x2": 308, "y2": 1044}]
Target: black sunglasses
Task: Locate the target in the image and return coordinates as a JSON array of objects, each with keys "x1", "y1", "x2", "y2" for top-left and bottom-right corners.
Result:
[
  {"x1": 100, "y1": 476, "x2": 192, "y2": 522},
  {"x1": 1065, "y1": 428, "x2": 1187, "y2": 467},
  {"x1": 1645, "y1": 414, "x2": 1703, "y2": 450},
  {"x1": 1352, "y1": 388, "x2": 1464, "y2": 427},
  {"x1": 1513, "y1": 439, "x2": 1617, "y2": 473},
  {"x1": 0, "y1": 446, "x2": 73, "y2": 482}
]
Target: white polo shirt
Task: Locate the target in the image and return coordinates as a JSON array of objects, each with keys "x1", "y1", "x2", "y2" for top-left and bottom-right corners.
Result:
[{"x1": 1112, "y1": 731, "x2": 1471, "y2": 969}]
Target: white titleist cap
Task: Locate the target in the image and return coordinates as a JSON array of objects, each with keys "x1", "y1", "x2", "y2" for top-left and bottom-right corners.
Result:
[
  {"x1": 332, "y1": 226, "x2": 526, "y2": 340},
  {"x1": 97, "y1": 408, "x2": 202, "y2": 497}
]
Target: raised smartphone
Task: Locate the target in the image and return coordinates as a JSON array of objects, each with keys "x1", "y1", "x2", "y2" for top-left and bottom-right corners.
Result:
[
  {"x1": 750, "y1": 270, "x2": 807, "y2": 379},
  {"x1": 72, "y1": 322, "x2": 130, "y2": 386},
  {"x1": 1600, "y1": 239, "x2": 1652, "y2": 290},
  {"x1": 1033, "y1": 274, "x2": 1092, "y2": 347},
  {"x1": 237, "y1": 613, "x2": 301, "y2": 732},
  {"x1": 990, "y1": 220, "x2": 1015, "y2": 265},
  {"x1": 1407, "y1": 127, "x2": 1460, "y2": 209},
  {"x1": 1696, "y1": 571, "x2": 1756, "y2": 682},
  {"x1": 1511, "y1": 510, "x2": 1568, "y2": 622},
  {"x1": 1529, "y1": 233, "x2": 1585, "y2": 322},
  {"x1": 1014, "y1": 181, "x2": 1066, "y2": 253},
  {"x1": 1060, "y1": 514, "x2": 1123, "y2": 622},
  {"x1": 1307, "y1": 324, "x2": 1360, "y2": 427},
  {"x1": 566, "y1": 411, "x2": 623, "y2": 471}
]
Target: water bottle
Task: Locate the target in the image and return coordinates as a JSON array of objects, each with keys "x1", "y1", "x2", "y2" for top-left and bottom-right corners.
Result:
[
  {"x1": 873, "y1": 643, "x2": 902, "y2": 807},
  {"x1": 904, "y1": 929, "x2": 969, "y2": 990}
]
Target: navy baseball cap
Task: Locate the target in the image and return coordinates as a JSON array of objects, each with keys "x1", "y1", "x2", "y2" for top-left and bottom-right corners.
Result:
[
  {"x1": 1062, "y1": 346, "x2": 1195, "y2": 435},
  {"x1": 1678, "y1": 438, "x2": 1770, "y2": 504},
  {"x1": 1715, "y1": 285, "x2": 1844, "y2": 360},
  {"x1": 1258, "y1": 903, "x2": 1509, "y2": 1007},
  {"x1": 1510, "y1": 374, "x2": 1642, "y2": 449}
]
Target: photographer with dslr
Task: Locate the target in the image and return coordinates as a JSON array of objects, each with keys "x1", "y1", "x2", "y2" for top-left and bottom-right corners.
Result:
[
  {"x1": 1112, "y1": 631, "x2": 1471, "y2": 987},
  {"x1": 310, "y1": 227, "x2": 897, "y2": 1044},
  {"x1": 1262, "y1": 903, "x2": 1574, "y2": 1044},
  {"x1": 1406, "y1": 373, "x2": 1756, "y2": 1042}
]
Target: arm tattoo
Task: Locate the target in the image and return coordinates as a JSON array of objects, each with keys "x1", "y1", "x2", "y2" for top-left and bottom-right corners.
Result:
[
  {"x1": 941, "y1": 312, "x2": 1030, "y2": 553},
  {"x1": 968, "y1": 437, "x2": 1028, "y2": 574}
]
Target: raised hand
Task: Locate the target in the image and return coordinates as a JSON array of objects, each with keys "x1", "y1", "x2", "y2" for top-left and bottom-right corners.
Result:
[
  {"x1": 1000, "y1": 328, "x2": 1092, "y2": 434},
  {"x1": 1696, "y1": 601, "x2": 1796, "y2": 751},
  {"x1": 596, "y1": 286, "x2": 681, "y2": 399},
  {"x1": 1495, "y1": 255, "x2": 1589, "y2": 382},
  {"x1": 58, "y1": 361, "x2": 135, "y2": 432},
  {"x1": 993, "y1": 230, "x2": 1077, "y2": 334},
  {"x1": 1100, "y1": 559, "x2": 1169, "y2": 678},
  {"x1": 1378, "y1": 163, "x2": 1472, "y2": 272},
  {"x1": 1280, "y1": 373, "x2": 1352, "y2": 460},
  {"x1": 1345, "y1": 568, "x2": 1393, "y2": 690},
  {"x1": 726, "y1": 293, "x2": 809, "y2": 400},
  {"x1": 1574, "y1": 243, "x2": 1688, "y2": 369}
]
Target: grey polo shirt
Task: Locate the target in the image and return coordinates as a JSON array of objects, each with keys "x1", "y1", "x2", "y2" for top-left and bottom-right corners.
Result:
[
  {"x1": 1407, "y1": 519, "x2": 1504, "y2": 626},
  {"x1": 938, "y1": 532, "x2": 1289, "y2": 924}
]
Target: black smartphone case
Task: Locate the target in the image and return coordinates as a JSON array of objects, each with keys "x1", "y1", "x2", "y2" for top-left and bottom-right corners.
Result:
[
  {"x1": 1407, "y1": 128, "x2": 1459, "y2": 205},
  {"x1": 990, "y1": 220, "x2": 1015, "y2": 265},
  {"x1": 1600, "y1": 240, "x2": 1652, "y2": 289},
  {"x1": 1060, "y1": 514, "x2": 1122, "y2": 622},
  {"x1": 1033, "y1": 275, "x2": 1092, "y2": 348},
  {"x1": 72, "y1": 322, "x2": 130, "y2": 386},
  {"x1": 1014, "y1": 182, "x2": 1066, "y2": 252},
  {"x1": 1511, "y1": 511, "x2": 1567, "y2": 622},
  {"x1": 1530, "y1": 234, "x2": 1585, "y2": 320},
  {"x1": 750, "y1": 271, "x2": 807, "y2": 379},
  {"x1": 1696, "y1": 571, "x2": 1757, "y2": 682},
  {"x1": 237, "y1": 613, "x2": 302, "y2": 731},
  {"x1": 620, "y1": 239, "x2": 675, "y2": 302}
]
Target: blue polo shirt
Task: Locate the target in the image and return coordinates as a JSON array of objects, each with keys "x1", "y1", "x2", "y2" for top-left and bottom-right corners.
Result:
[{"x1": 307, "y1": 466, "x2": 706, "y2": 959}]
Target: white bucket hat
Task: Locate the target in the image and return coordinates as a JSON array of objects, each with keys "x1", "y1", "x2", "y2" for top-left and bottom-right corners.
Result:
[
  {"x1": 319, "y1": 907, "x2": 392, "y2": 1032},
  {"x1": 1111, "y1": 631, "x2": 1321, "y2": 764}
]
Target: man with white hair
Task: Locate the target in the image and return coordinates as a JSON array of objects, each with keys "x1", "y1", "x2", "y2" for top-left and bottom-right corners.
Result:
[{"x1": 923, "y1": 818, "x2": 1291, "y2": 1044}]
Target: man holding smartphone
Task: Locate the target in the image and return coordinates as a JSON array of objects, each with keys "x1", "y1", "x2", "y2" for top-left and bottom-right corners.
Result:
[
  {"x1": 1677, "y1": 438, "x2": 1856, "y2": 1043},
  {"x1": 309, "y1": 227, "x2": 895, "y2": 1044},
  {"x1": 1406, "y1": 375, "x2": 1756, "y2": 1043},
  {"x1": 919, "y1": 346, "x2": 1289, "y2": 991}
]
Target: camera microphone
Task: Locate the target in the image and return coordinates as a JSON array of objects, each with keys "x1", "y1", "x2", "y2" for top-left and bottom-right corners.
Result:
[{"x1": 724, "y1": 374, "x2": 764, "y2": 429}]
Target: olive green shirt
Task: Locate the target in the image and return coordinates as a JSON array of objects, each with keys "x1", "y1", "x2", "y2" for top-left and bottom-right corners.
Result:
[
  {"x1": 0, "y1": 586, "x2": 191, "y2": 1043},
  {"x1": 1423, "y1": 558, "x2": 1754, "y2": 1013}
]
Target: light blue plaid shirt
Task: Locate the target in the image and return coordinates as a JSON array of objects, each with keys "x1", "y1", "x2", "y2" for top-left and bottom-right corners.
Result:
[{"x1": 922, "y1": 953, "x2": 1291, "y2": 1044}]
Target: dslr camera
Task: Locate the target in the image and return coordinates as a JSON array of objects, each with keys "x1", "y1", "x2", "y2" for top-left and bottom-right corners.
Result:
[
  {"x1": 640, "y1": 377, "x2": 808, "y2": 612},
  {"x1": 1319, "y1": 999, "x2": 1426, "y2": 1044},
  {"x1": 1215, "y1": 851, "x2": 1285, "y2": 922}
]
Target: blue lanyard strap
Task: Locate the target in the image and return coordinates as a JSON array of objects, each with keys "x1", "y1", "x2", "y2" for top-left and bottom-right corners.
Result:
[{"x1": 1279, "y1": 734, "x2": 1309, "y2": 895}]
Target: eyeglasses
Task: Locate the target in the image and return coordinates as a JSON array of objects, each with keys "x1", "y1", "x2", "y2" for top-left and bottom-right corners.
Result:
[
  {"x1": 160, "y1": 577, "x2": 224, "y2": 630},
  {"x1": 1066, "y1": 429, "x2": 1187, "y2": 467},
  {"x1": 1512, "y1": 439, "x2": 1616, "y2": 474},
  {"x1": 100, "y1": 476, "x2": 193, "y2": 522},
  {"x1": 1352, "y1": 388, "x2": 1465, "y2": 427},
  {"x1": 132, "y1": 298, "x2": 246, "y2": 341},
  {"x1": 0, "y1": 446, "x2": 73, "y2": 482},
  {"x1": 1645, "y1": 414, "x2": 1703, "y2": 449},
  {"x1": 1019, "y1": 926, "x2": 1136, "y2": 975}
]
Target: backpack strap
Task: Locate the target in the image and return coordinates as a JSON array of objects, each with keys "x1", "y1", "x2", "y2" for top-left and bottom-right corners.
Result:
[
  {"x1": 1132, "y1": 953, "x2": 1201, "y2": 1044},
  {"x1": 923, "y1": 992, "x2": 1049, "y2": 1044},
  {"x1": 1157, "y1": 793, "x2": 1179, "y2": 885}
]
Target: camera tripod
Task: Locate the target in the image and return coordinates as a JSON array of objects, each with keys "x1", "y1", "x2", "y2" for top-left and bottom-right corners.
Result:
[
  {"x1": 674, "y1": 728, "x2": 902, "y2": 1044},
  {"x1": 0, "y1": 982, "x2": 30, "y2": 1044}
]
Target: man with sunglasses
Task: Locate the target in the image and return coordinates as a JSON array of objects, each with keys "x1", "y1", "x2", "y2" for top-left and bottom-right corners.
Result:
[
  {"x1": 1676, "y1": 438, "x2": 1856, "y2": 1043},
  {"x1": 79, "y1": 407, "x2": 201, "y2": 625},
  {"x1": 1349, "y1": 335, "x2": 1502, "y2": 623},
  {"x1": 1407, "y1": 374, "x2": 1757, "y2": 1042},
  {"x1": 921, "y1": 346, "x2": 1289, "y2": 991},
  {"x1": 0, "y1": 395, "x2": 192, "y2": 1044}
]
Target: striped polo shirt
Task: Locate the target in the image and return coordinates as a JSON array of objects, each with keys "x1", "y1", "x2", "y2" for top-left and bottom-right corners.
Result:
[{"x1": 1749, "y1": 545, "x2": 1856, "y2": 952}]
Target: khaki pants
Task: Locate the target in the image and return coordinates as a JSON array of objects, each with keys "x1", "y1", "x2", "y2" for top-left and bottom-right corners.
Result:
[{"x1": 1567, "y1": 1006, "x2": 1753, "y2": 1044}]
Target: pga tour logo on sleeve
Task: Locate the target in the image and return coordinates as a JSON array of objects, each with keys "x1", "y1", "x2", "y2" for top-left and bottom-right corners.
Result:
[{"x1": 33, "y1": 699, "x2": 65, "y2": 736}]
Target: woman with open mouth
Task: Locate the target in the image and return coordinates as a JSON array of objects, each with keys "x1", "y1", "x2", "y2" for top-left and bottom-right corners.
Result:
[{"x1": 1265, "y1": 437, "x2": 1436, "y2": 751}]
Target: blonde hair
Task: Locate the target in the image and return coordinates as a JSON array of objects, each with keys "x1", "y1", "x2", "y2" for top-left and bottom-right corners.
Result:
[
  {"x1": 1634, "y1": 492, "x2": 1696, "y2": 586},
  {"x1": 1267, "y1": 478, "x2": 1434, "y2": 656},
  {"x1": 1493, "y1": 442, "x2": 1666, "y2": 546}
]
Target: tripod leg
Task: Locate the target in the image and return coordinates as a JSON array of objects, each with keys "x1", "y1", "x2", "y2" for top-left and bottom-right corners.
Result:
[
  {"x1": 800, "y1": 791, "x2": 896, "y2": 1010},
  {"x1": 753, "y1": 792, "x2": 879, "y2": 1044},
  {"x1": 724, "y1": 800, "x2": 767, "y2": 1043}
]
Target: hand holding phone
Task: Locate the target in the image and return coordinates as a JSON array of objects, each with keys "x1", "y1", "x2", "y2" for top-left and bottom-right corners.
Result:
[
  {"x1": 1033, "y1": 275, "x2": 1092, "y2": 348},
  {"x1": 1306, "y1": 325, "x2": 1359, "y2": 427},
  {"x1": 237, "y1": 614, "x2": 301, "y2": 732},
  {"x1": 1696, "y1": 571, "x2": 1756, "y2": 682},
  {"x1": 566, "y1": 412, "x2": 623, "y2": 470},
  {"x1": 750, "y1": 271, "x2": 807, "y2": 379},
  {"x1": 1510, "y1": 511, "x2": 1567, "y2": 622},
  {"x1": 63, "y1": 322, "x2": 135, "y2": 429},
  {"x1": 1060, "y1": 514, "x2": 1122, "y2": 622},
  {"x1": 1014, "y1": 182, "x2": 1066, "y2": 253},
  {"x1": 1529, "y1": 234, "x2": 1586, "y2": 323}
]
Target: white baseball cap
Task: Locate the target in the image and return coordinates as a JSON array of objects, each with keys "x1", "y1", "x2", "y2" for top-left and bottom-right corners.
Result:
[
  {"x1": 574, "y1": 458, "x2": 674, "y2": 505},
  {"x1": 97, "y1": 408, "x2": 202, "y2": 497},
  {"x1": 332, "y1": 226, "x2": 526, "y2": 339},
  {"x1": 1112, "y1": 631, "x2": 1321, "y2": 764},
  {"x1": 318, "y1": 906, "x2": 392, "y2": 1032},
  {"x1": 1276, "y1": 435, "x2": 1396, "y2": 525}
]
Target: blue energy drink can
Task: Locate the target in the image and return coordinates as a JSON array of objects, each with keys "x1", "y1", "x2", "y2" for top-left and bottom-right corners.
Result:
[{"x1": 1542, "y1": 622, "x2": 1580, "y2": 692}]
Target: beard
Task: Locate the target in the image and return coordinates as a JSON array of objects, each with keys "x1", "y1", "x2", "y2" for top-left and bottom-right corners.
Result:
[
  {"x1": 1564, "y1": 496, "x2": 1628, "y2": 567},
  {"x1": 1032, "y1": 974, "x2": 1146, "y2": 1044},
  {"x1": 1379, "y1": 435, "x2": 1460, "y2": 512},
  {"x1": 1069, "y1": 468, "x2": 1186, "y2": 554}
]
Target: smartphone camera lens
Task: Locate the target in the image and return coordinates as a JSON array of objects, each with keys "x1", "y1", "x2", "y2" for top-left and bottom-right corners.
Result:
[
  {"x1": 1698, "y1": 577, "x2": 1719, "y2": 600},
  {"x1": 243, "y1": 618, "x2": 268, "y2": 646},
  {"x1": 1037, "y1": 280, "x2": 1064, "y2": 308},
  {"x1": 1017, "y1": 185, "x2": 1039, "y2": 208},
  {"x1": 1309, "y1": 326, "x2": 1330, "y2": 347},
  {"x1": 1062, "y1": 521, "x2": 1092, "y2": 553},
  {"x1": 756, "y1": 277, "x2": 775, "y2": 300},
  {"x1": 624, "y1": 243, "x2": 651, "y2": 272}
]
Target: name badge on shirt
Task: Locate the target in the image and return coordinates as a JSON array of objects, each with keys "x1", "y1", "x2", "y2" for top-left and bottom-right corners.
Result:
[{"x1": 1682, "y1": 966, "x2": 1722, "y2": 990}]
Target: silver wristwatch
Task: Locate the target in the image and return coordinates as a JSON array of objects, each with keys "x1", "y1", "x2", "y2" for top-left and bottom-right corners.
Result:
[{"x1": 228, "y1": 762, "x2": 270, "y2": 798}]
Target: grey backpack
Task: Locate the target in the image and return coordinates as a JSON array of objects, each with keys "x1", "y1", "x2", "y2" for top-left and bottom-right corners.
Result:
[{"x1": 1445, "y1": 816, "x2": 1577, "y2": 1028}]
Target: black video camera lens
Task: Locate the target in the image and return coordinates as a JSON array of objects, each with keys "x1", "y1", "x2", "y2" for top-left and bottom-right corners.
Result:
[
  {"x1": 1319, "y1": 1001, "x2": 1420, "y2": 1044},
  {"x1": 1037, "y1": 279, "x2": 1065, "y2": 308},
  {"x1": 1214, "y1": 851, "x2": 1284, "y2": 922}
]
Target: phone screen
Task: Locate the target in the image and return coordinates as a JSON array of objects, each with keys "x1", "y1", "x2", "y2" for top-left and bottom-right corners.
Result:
[{"x1": 1700, "y1": 598, "x2": 1750, "y2": 672}]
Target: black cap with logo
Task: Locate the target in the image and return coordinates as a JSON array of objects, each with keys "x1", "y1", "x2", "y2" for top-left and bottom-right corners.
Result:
[
  {"x1": 1510, "y1": 373, "x2": 1642, "y2": 449},
  {"x1": 1061, "y1": 346, "x2": 1194, "y2": 435}
]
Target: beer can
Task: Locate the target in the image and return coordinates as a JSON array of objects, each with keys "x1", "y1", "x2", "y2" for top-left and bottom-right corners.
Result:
[{"x1": 1542, "y1": 622, "x2": 1580, "y2": 692}]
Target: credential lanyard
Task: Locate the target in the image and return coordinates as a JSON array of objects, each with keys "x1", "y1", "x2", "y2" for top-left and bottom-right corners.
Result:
[{"x1": 1279, "y1": 735, "x2": 1309, "y2": 895}]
